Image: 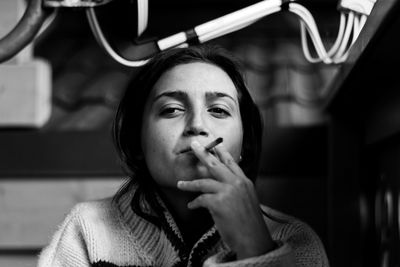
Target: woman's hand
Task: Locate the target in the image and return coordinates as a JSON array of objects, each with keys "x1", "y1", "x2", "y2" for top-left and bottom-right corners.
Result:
[{"x1": 177, "y1": 141, "x2": 276, "y2": 260}]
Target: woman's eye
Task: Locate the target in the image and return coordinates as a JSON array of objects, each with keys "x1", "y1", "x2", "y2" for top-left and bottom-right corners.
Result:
[
  {"x1": 209, "y1": 107, "x2": 230, "y2": 118},
  {"x1": 160, "y1": 107, "x2": 184, "y2": 117}
]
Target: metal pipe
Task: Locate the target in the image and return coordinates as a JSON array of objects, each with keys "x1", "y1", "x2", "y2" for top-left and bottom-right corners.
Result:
[{"x1": 0, "y1": 0, "x2": 51, "y2": 63}]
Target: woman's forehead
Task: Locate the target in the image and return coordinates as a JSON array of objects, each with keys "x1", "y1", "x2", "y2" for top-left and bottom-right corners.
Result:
[{"x1": 151, "y1": 62, "x2": 239, "y2": 99}]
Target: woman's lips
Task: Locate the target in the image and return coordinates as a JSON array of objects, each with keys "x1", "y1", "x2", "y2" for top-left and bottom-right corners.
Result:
[
  {"x1": 178, "y1": 137, "x2": 223, "y2": 155},
  {"x1": 179, "y1": 147, "x2": 193, "y2": 154},
  {"x1": 178, "y1": 147, "x2": 217, "y2": 156}
]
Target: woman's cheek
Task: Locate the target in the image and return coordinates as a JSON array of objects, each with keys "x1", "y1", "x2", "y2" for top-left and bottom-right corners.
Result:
[{"x1": 217, "y1": 124, "x2": 243, "y2": 159}]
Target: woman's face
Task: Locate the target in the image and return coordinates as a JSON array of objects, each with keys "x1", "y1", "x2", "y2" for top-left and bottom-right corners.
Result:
[{"x1": 141, "y1": 62, "x2": 243, "y2": 189}]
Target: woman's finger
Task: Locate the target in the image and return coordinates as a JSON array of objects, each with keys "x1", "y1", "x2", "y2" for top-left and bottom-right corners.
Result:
[
  {"x1": 214, "y1": 144, "x2": 245, "y2": 177},
  {"x1": 187, "y1": 193, "x2": 215, "y2": 210},
  {"x1": 177, "y1": 179, "x2": 224, "y2": 194},
  {"x1": 190, "y1": 141, "x2": 233, "y2": 182}
]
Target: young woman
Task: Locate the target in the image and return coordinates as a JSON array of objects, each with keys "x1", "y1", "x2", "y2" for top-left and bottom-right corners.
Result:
[{"x1": 38, "y1": 45, "x2": 329, "y2": 267}]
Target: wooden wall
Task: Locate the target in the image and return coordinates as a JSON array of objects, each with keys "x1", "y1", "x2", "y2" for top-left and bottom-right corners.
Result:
[{"x1": 0, "y1": 178, "x2": 123, "y2": 266}]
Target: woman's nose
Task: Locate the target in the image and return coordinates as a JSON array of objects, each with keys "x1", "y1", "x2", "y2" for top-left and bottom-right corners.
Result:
[{"x1": 183, "y1": 112, "x2": 209, "y2": 137}]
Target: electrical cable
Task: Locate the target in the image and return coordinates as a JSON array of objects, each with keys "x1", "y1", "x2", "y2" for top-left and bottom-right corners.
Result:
[
  {"x1": 327, "y1": 13, "x2": 346, "y2": 57},
  {"x1": 335, "y1": 12, "x2": 367, "y2": 63},
  {"x1": 332, "y1": 11, "x2": 354, "y2": 62},
  {"x1": 44, "y1": 0, "x2": 113, "y2": 7},
  {"x1": 87, "y1": 0, "x2": 283, "y2": 66},
  {"x1": 0, "y1": 0, "x2": 52, "y2": 63},
  {"x1": 34, "y1": 9, "x2": 59, "y2": 43},
  {"x1": 300, "y1": 22, "x2": 322, "y2": 63},
  {"x1": 86, "y1": 8, "x2": 149, "y2": 67},
  {"x1": 289, "y1": 3, "x2": 332, "y2": 63},
  {"x1": 359, "y1": 14, "x2": 367, "y2": 29},
  {"x1": 290, "y1": 2, "x2": 374, "y2": 64},
  {"x1": 137, "y1": 0, "x2": 148, "y2": 36},
  {"x1": 291, "y1": 4, "x2": 330, "y2": 62},
  {"x1": 200, "y1": 18, "x2": 260, "y2": 43},
  {"x1": 352, "y1": 13, "x2": 367, "y2": 42},
  {"x1": 352, "y1": 13, "x2": 360, "y2": 43},
  {"x1": 198, "y1": 7, "x2": 282, "y2": 43},
  {"x1": 85, "y1": 0, "x2": 374, "y2": 67},
  {"x1": 157, "y1": 0, "x2": 283, "y2": 49},
  {"x1": 195, "y1": 0, "x2": 282, "y2": 43}
]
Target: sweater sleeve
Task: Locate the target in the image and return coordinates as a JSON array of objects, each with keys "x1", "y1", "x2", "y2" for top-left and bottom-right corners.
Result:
[
  {"x1": 203, "y1": 241, "x2": 296, "y2": 267},
  {"x1": 37, "y1": 205, "x2": 91, "y2": 267},
  {"x1": 203, "y1": 220, "x2": 329, "y2": 267}
]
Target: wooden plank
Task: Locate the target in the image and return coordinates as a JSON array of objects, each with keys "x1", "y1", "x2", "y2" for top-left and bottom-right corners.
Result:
[
  {"x1": 0, "y1": 131, "x2": 123, "y2": 177},
  {"x1": 0, "y1": 255, "x2": 37, "y2": 267},
  {"x1": 0, "y1": 178, "x2": 123, "y2": 248}
]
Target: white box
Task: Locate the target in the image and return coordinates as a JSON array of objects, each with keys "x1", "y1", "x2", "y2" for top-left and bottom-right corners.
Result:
[{"x1": 0, "y1": 59, "x2": 52, "y2": 127}]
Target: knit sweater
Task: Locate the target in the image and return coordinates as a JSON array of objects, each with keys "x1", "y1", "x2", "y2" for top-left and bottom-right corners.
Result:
[{"x1": 38, "y1": 187, "x2": 329, "y2": 267}]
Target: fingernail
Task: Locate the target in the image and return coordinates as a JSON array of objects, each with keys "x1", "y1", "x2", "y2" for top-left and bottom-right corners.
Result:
[
  {"x1": 191, "y1": 140, "x2": 201, "y2": 149},
  {"x1": 177, "y1": 181, "x2": 184, "y2": 188},
  {"x1": 187, "y1": 202, "x2": 194, "y2": 209}
]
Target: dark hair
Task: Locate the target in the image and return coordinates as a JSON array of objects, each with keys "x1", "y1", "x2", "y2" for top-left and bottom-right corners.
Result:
[{"x1": 113, "y1": 45, "x2": 263, "y2": 222}]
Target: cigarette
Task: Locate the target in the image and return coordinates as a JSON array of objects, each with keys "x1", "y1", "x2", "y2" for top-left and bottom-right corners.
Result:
[
  {"x1": 180, "y1": 137, "x2": 223, "y2": 154},
  {"x1": 204, "y1": 137, "x2": 223, "y2": 151}
]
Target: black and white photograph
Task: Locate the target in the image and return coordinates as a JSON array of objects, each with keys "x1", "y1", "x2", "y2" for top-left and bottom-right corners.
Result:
[{"x1": 0, "y1": 0, "x2": 399, "y2": 266}]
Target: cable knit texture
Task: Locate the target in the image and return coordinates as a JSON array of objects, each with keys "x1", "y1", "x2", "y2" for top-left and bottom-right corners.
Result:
[{"x1": 37, "y1": 187, "x2": 329, "y2": 267}]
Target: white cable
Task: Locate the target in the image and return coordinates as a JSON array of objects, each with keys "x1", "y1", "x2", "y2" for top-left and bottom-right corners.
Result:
[
  {"x1": 299, "y1": 11, "x2": 346, "y2": 62},
  {"x1": 34, "y1": 10, "x2": 58, "y2": 42},
  {"x1": 19, "y1": 0, "x2": 58, "y2": 43},
  {"x1": 202, "y1": 17, "x2": 261, "y2": 42},
  {"x1": 196, "y1": 0, "x2": 282, "y2": 43},
  {"x1": 203, "y1": 7, "x2": 281, "y2": 42},
  {"x1": 86, "y1": 8, "x2": 148, "y2": 67},
  {"x1": 289, "y1": 3, "x2": 332, "y2": 63},
  {"x1": 86, "y1": 0, "x2": 368, "y2": 66},
  {"x1": 290, "y1": 3, "x2": 371, "y2": 64},
  {"x1": 327, "y1": 12, "x2": 346, "y2": 57},
  {"x1": 333, "y1": 11, "x2": 354, "y2": 62},
  {"x1": 291, "y1": 4, "x2": 330, "y2": 62},
  {"x1": 200, "y1": 9, "x2": 281, "y2": 42},
  {"x1": 335, "y1": 12, "x2": 366, "y2": 63},
  {"x1": 359, "y1": 14, "x2": 367, "y2": 29},
  {"x1": 158, "y1": 0, "x2": 282, "y2": 50},
  {"x1": 300, "y1": 22, "x2": 323, "y2": 63},
  {"x1": 353, "y1": 14, "x2": 360, "y2": 43},
  {"x1": 137, "y1": 0, "x2": 148, "y2": 36},
  {"x1": 353, "y1": 14, "x2": 367, "y2": 41}
]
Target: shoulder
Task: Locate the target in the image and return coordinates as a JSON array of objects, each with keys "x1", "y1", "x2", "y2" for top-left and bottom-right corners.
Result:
[
  {"x1": 260, "y1": 204, "x2": 317, "y2": 236},
  {"x1": 260, "y1": 204, "x2": 330, "y2": 266},
  {"x1": 49, "y1": 197, "x2": 124, "y2": 245},
  {"x1": 38, "y1": 198, "x2": 117, "y2": 266},
  {"x1": 69, "y1": 197, "x2": 115, "y2": 220},
  {"x1": 65, "y1": 197, "x2": 122, "y2": 233}
]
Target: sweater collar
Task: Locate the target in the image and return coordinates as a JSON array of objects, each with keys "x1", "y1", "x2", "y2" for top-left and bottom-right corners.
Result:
[{"x1": 116, "y1": 186, "x2": 228, "y2": 267}]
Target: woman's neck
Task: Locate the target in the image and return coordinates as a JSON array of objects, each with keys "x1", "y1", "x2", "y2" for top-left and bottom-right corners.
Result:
[{"x1": 158, "y1": 187, "x2": 213, "y2": 247}]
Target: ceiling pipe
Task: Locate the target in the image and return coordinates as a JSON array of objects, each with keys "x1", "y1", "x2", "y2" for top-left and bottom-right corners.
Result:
[{"x1": 0, "y1": 0, "x2": 52, "y2": 63}]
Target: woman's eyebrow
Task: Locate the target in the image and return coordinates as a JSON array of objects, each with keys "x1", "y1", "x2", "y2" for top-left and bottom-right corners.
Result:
[
  {"x1": 153, "y1": 90, "x2": 188, "y2": 102},
  {"x1": 205, "y1": 92, "x2": 237, "y2": 104},
  {"x1": 152, "y1": 90, "x2": 237, "y2": 104}
]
